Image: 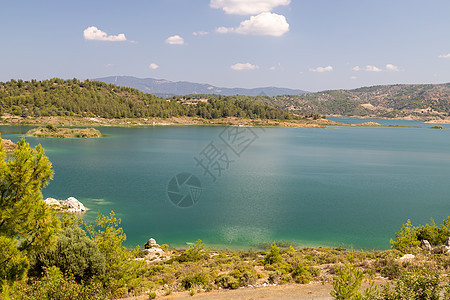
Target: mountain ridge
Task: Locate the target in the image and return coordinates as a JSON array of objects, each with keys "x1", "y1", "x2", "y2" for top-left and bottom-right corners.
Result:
[{"x1": 93, "y1": 76, "x2": 309, "y2": 97}]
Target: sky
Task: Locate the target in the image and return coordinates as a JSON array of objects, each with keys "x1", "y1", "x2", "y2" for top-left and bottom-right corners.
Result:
[{"x1": 2, "y1": 0, "x2": 450, "y2": 92}]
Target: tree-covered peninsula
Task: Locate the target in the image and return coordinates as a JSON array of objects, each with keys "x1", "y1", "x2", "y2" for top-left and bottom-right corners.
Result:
[{"x1": 0, "y1": 78, "x2": 299, "y2": 121}]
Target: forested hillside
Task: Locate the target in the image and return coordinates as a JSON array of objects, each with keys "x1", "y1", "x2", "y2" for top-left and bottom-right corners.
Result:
[
  {"x1": 0, "y1": 78, "x2": 298, "y2": 120},
  {"x1": 259, "y1": 83, "x2": 450, "y2": 119}
]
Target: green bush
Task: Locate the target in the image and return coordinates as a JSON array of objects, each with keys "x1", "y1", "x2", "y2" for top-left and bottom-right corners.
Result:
[
  {"x1": 268, "y1": 270, "x2": 282, "y2": 284},
  {"x1": 215, "y1": 274, "x2": 239, "y2": 289},
  {"x1": 381, "y1": 268, "x2": 442, "y2": 300},
  {"x1": 331, "y1": 263, "x2": 364, "y2": 300},
  {"x1": 292, "y1": 263, "x2": 312, "y2": 284},
  {"x1": 176, "y1": 240, "x2": 210, "y2": 263},
  {"x1": 264, "y1": 243, "x2": 282, "y2": 265},
  {"x1": 29, "y1": 227, "x2": 106, "y2": 282},
  {"x1": 181, "y1": 272, "x2": 210, "y2": 290},
  {"x1": 6, "y1": 266, "x2": 107, "y2": 300}
]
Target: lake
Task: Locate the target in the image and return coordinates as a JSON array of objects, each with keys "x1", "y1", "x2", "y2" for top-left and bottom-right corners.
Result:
[{"x1": 1, "y1": 119, "x2": 450, "y2": 250}]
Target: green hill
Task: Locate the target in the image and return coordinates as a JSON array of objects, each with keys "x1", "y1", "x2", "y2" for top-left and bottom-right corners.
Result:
[
  {"x1": 258, "y1": 83, "x2": 450, "y2": 119},
  {"x1": 0, "y1": 78, "x2": 299, "y2": 121}
]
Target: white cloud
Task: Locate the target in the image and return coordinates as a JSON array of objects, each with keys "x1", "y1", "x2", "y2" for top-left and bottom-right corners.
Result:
[
  {"x1": 193, "y1": 31, "x2": 209, "y2": 36},
  {"x1": 230, "y1": 63, "x2": 259, "y2": 71},
  {"x1": 269, "y1": 66, "x2": 276, "y2": 70},
  {"x1": 217, "y1": 12, "x2": 289, "y2": 36},
  {"x1": 353, "y1": 64, "x2": 399, "y2": 72},
  {"x1": 350, "y1": 76, "x2": 357, "y2": 80},
  {"x1": 386, "y1": 64, "x2": 399, "y2": 71},
  {"x1": 353, "y1": 65, "x2": 382, "y2": 72},
  {"x1": 309, "y1": 65, "x2": 333, "y2": 73},
  {"x1": 165, "y1": 35, "x2": 185, "y2": 45},
  {"x1": 105, "y1": 64, "x2": 114, "y2": 67},
  {"x1": 216, "y1": 27, "x2": 233, "y2": 34},
  {"x1": 439, "y1": 53, "x2": 450, "y2": 58},
  {"x1": 83, "y1": 26, "x2": 126, "y2": 42},
  {"x1": 365, "y1": 65, "x2": 382, "y2": 72},
  {"x1": 149, "y1": 63, "x2": 159, "y2": 70},
  {"x1": 210, "y1": 0, "x2": 290, "y2": 15}
]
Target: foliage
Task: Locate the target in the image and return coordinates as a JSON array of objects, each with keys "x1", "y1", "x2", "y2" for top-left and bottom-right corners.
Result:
[
  {"x1": 0, "y1": 78, "x2": 298, "y2": 120},
  {"x1": 264, "y1": 243, "x2": 283, "y2": 265},
  {"x1": 291, "y1": 263, "x2": 313, "y2": 284},
  {"x1": 391, "y1": 218, "x2": 450, "y2": 252},
  {"x1": 85, "y1": 211, "x2": 144, "y2": 298},
  {"x1": 175, "y1": 239, "x2": 210, "y2": 263},
  {"x1": 0, "y1": 137, "x2": 59, "y2": 285},
  {"x1": 0, "y1": 236, "x2": 29, "y2": 284},
  {"x1": 29, "y1": 226, "x2": 106, "y2": 282},
  {"x1": 181, "y1": 272, "x2": 210, "y2": 290},
  {"x1": 381, "y1": 268, "x2": 443, "y2": 300},
  {"x1": 4, "y1": 266, "x2": 107, "y2": 300},
  {"x1": 331, "y1": 263, "x2": 364, "y2": 300}
]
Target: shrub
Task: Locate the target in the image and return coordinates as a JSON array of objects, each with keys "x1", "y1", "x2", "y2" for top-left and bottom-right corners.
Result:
[
  {"x1": 264, "y1": 243, "x2": 282, "y2": 265},
  {"x1": 292, "y1": 263, "x2": 312, "y2": 284},
  {"x1": 268, "y1": 270, "x2": 282, "y2": 284},
  {"x1": 6, "y1": 266, "x2": 107, "y2": 300},
  {"x1": 181, "y1": 272, "x2": 210, "y2": 290},
  {"x1": 215, "y1": 274, "x2": 239, "y2": 289},
  {"x1": 381, "y1": 268, "x2": 442, "y2": 300},
  {"x1": 176, "y1": 240, "x2": 210, "y2": 263},
  {"x1": 330, "y1": 263, "x2": 363, "y2": 300},
  {"x1": 29, "y1": 227, "x2": 106, "y2": 282}
]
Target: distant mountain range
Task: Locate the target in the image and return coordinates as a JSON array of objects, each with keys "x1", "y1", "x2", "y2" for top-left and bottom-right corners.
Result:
[{"x1": 93, "y1": 76, "x2": 308, "y2": 97}]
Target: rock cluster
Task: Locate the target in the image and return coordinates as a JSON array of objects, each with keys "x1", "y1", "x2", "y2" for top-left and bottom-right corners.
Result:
[
  {"x1": 145, "y1": 238, "x2": 159, "y2": 249},
  {"x1": 44, "y1": 197, "x2": 87, "y2": 212},
  {"x1": 419, "y1": 238, "x2": 450, "y2": 254}
]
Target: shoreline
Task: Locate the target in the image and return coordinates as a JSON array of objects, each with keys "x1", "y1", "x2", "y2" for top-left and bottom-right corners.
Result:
[{"x1": 0, "y1": 115, "x2": 399, "y2": 129}]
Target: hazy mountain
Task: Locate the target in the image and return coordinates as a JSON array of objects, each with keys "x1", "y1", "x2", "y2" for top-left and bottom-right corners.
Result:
[{"x1": 93, "y1": 76, "x2": 308, "y2": 97}]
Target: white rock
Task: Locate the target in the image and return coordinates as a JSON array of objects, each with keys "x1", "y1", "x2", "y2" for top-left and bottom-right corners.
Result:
[
  {"x1": 44, "y1": 197, "x2": 86, "y2": 212},
  {"x1": 44, "y1": 198, "x2": 62, "y2": 207},
  {"x1": 399, "y1": 254, "x2": 415, "y2": 260}
]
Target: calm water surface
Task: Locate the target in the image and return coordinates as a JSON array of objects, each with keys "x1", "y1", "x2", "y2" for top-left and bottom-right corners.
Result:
[{"x1": 1, "y1": 119, "x2": 449, "y2": 250}]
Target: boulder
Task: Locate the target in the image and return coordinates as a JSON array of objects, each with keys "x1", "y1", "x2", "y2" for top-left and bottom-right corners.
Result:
[
  {"x1": 44, "y1": 197, "x2": 86, "y2": 212},
  {"x1": 44, "y1": 197, "x2": 62, "y2": 208},
  {"x1": 445, "y1": 237, "x2": 450, "y2": 247},
  {"x1": 398, "y1": 254, "x2": 415, "y2": 261},
  {"x1": 145, "y1": 238, "x2": 159, "y2": 249},
  {"x1": 420, "y1": 240, "x2": 432, "y2": 252},
  {"x1": 63, "y1": 197, "x2": 86, "y2": 212}
]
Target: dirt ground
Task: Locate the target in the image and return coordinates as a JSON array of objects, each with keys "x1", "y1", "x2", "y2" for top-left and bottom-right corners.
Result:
[{"x1": 123, "y1": 282, "x2": 383, "y2": 300}]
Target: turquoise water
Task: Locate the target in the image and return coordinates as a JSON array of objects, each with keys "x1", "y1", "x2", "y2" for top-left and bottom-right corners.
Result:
[{"x1": 1, "y1": 119, "x2": 450, "y2": 250}]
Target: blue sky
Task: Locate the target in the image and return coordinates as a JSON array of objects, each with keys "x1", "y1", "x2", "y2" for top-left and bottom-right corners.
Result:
[{"x1": 2, "y1": 0, "x2": 450, "y2": 92}]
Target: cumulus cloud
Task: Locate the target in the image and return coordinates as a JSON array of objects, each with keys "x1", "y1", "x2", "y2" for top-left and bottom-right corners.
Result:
[
  {"x1": 353, "y1": 64, "x2": 399, "y2": 72},
  {"x1": 230, "y1": 63, "x2": 259, "y2": 70},
  {"x1": 83, "y1": 26, "x2": 126, "y2": 42},
  {"x1": 439, "y1": 53, "x2": 450, "y2": 58},
  {"x1": 193, "y1": 31, "x2": 209, "y2": 36},
  {"x1": 165, "y1": 35, "x2": 185, "y2": 45},
  {"x1": 385, "y1": 64, "x2": 399, "y2": 71},
  {"x1": 309, "y1": 65, "x2": 333, "y2": 73},
  {"x1": 149, "y1": 63, "x2": 159, "y2": 70},
  {"x1": 216, "y1": 12, "x2": 289, "y2": 36},
  {"x1": 353, "y1": 65, "x2": 382, "y2": 72},
  {"x1": 210, "y1": 0, "x2": 290, "y2": 15}
]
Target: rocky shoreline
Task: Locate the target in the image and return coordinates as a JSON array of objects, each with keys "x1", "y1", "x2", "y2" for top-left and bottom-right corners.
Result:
[{"x1": 44, "y1": 197, "x2": 87, "y2": 212}]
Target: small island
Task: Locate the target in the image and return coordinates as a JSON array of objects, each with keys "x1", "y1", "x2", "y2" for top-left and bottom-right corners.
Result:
[{"x1": 27, "y1": 125, "x2": 101, "y2": 138}]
